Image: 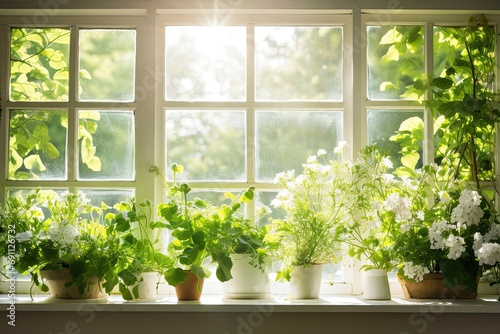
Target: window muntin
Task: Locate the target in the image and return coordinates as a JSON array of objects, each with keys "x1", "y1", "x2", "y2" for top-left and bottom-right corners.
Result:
[
  {"x1": 165, "y1": 26, "x2": 246, "y2": 101},
  {"x1": 255, "y1": 26, "x2": 343, "y2": 101}
]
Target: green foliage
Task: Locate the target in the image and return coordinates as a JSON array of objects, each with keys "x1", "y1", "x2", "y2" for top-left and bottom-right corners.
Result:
[
  {"x1": 8, "y1": 28, "x2": 104, "y2": 179},
  {"x1": 153, "y1": 164, "x2": 256, "y2": 287},
  {"x1": 342, "y1": 145, "x2": 403, "y2": 271},
  {"x1": 368, "y1": 25, "x2": 426, "y2": 101},
  {"x1": 110, "y1": 198, "x2": 173, "y2": 300},
  {"x1": 0, "y1": 189, "x2": 124, "y2": 298},
  {"x1": 269, "y1": 148, "x2": 353, "y2": 280}
]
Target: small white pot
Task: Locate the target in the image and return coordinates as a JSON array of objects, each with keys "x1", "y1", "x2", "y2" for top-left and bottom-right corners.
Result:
[
  {"x1": 363, "y1": 268, "x2": 391, "y2": 300},
  {"x1": 289, "y1": 264, "x2": 324, "y2": 299},
  {"x1": 223, "y1": 254, "x2": 270, "y2": 299},
  {"x1": 129, "y1": 272, "x2": 159, "y2": 300}
]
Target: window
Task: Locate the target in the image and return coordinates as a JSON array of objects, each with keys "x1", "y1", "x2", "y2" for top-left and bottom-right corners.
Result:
[
  {"x1": 161, "y1": 17, "x2": 349, "y2": 287},
  {"x1": 4, "y1": 26, "x2": 137, "y2": 205},
  {"x1": 1, "y1": 4, "x2": 499, "y2": 297}
]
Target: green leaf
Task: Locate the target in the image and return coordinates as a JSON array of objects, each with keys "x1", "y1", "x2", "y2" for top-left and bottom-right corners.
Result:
[
  {"x1": 431, "y1": 77, "x2": 453, "y2": 90},
  {"x1": 164, "y1": 268, "x2": 188, "y2": 286},
  {"x1": 79, "y1": 69, "x2": 92, "y2": 80},
  {"x1": 119, "y1": 270, "x2": 138, "y2": 286},
  {"x1": 190, "y1": 265, "x2": 206, "y2": 279},
  {"x1": 119, "y1": 282, "x2": 134, "y2": 301},
  {"x1": 172, "y1": 229, "x2": 192, "y2": 240},
  {"x1": 380, "y1": 27, "x2": 402, "y2": 44}
]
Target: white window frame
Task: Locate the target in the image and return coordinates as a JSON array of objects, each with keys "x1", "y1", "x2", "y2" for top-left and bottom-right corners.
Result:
[{"x1": 0, "y1": 2, "x2": 499, "y2": 297}]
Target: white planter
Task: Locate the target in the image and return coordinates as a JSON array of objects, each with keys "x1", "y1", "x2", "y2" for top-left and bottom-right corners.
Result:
[
  {"x1": 223, "y1": 254, "x2": 270, "y2": 299},
  {"x1": 363, "y1": 268, "x2": 391, "y2": 300},
  {"x1": 128, "y1": 272, "x2": 159, "y2": 300},
  {"x1": 289, "y1": 264, "x2": 324, "y2": 299}
]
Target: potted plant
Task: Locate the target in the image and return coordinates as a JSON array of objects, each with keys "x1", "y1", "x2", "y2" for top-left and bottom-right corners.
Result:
[
  {"x1": 269, "y1": 147, "x2": 355, "y2": 299},
  {"x1": 151, "y1": 164, "x2": 254, "y2": 300},
  {"x1": 111, "y1": 198, "x2": 173, "y2": 300},
  {"x1": 387, "y1": 14, "x2": 500, "y2": 298},
  {"x1": 222, "y1": 203, "x2": 275, "y2": 299},
  {"x1": 340, "y1": 145, "x2": 403, "y2": 300},
  {"x1": 0, "y1": 189, "x2": 123, "y2": 299}
]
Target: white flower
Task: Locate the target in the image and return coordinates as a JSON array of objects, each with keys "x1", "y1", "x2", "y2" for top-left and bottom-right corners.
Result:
[
  {"x1": 429, "y1": 220, "x2": 451, "y2": 250},
  {"x1": 381, "y1": 157, "x2": 393, "y2": 169},
  {"x1": 402, "y1": 262, "x2": 430, "y2": 282},
  {"x1": 446, "y1": 234, "x2": 466, "y2": 260},
  {"x1": 484, "y1": 223, "x2": 500, "y2": 242},
  {"x1": 334, "y1": 141, "x2": 347, "y2": 155},
  {"x1": 476, "y1": 243, "x2": 500, "y2": 266},
  {"x1": 306, "y1": 155, "x2": 317, "y2": 164},
  {"x1": 383, "y1": 193, "x2": 412, "y2": 222},
  {"x1": 450, "y1": 190, "x2": 483, "y2": 227},
  {"x1": 273, "y1": 170, "x2": 295, "y2": 185},
  {"x1": 317, "y1": 149, "x2": 327, "y2": 156},
  {"x1": 15, "y1": 231, "x2": 33, "y2": 243}
]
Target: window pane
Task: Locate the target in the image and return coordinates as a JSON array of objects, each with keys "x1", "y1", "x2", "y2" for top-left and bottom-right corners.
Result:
[
  {"x1": 256, "y1": 111, "x2": 342, "y2": 180},
  {"x1": 78, "y1": 110, "x2": 135, "y2": 180},
  {"x1": 10, "y1": 28, "x2": 70, "y2": 101},
  {"x1": 79, "y1": 29, "x2": 136, "y2": 102},
  {"x1": 367, "y1": 110, "x2": 424, "y2": 169},
  {"x1": 367, "y1": 26, "x2": 424, "y2": 101},
  {"x1": 255, "y1": 27, "x2": 343, "y2": 101},
  {"x1": 165, "y1": 26, "x2": 246, "y2": 101},
  {"x1": 8, "y1": 110, "x2": 67, "y2": 180},
  {"x1": 80, "y1": 189, "x2": 135, "y2": 209},
  {"x1": 166, "y1": 110, "x2": 245, "y2": 181}
]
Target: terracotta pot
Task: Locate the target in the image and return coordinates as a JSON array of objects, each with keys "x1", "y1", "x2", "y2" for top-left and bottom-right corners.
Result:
[
  {"x1": 40, "y1": 268, "x2": 106, "y2": 299},
  {"x1": 397, "y1": 273, "x2": 478, "y2": 299},
  {"x1": 175, "y1": 270, "x2": 205, "y2": 301}
]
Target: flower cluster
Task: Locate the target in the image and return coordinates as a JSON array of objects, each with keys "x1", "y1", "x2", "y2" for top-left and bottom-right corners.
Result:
[{"x1": 402, "y1": 261, "x2": 430, "y2": 281}]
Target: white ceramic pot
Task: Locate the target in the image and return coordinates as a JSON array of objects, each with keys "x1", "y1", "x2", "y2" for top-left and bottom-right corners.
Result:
[
  {"x1": 223, "y1": 254, "x2": 270, "y2": 299},
  {"x1": 363, "y1": 268, "x2": 391, "y2": 300},
  {"x1": 289, "y1": 264, "x2": 324, "y2": 299},
  {"x1": 129, "y1": 272, "x2": 159, "y2": 300}
]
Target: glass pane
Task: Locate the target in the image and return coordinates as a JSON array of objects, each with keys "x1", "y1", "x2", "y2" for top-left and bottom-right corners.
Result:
[
  {"x1": 367, "y1": 26, "x2": 424, "y2": 101},
  {"x1": 79, "y1": 29, "x2": 136, "y2": 102},
  {"x1": 10, "y1": 28, "x2": 70, "y2": 101},
  {"x1": 78, "y1": 110, "x2": 135, "y2": 180},
  {"x1": 433, "y1": 26, "x2": 476, "y2": 93},
  {"x1": 165, "y1": 26, "x2": 246, "y2": 101},
  {"x1": 256, "y1": 111, "x2": 342, "y2": 180},
  {"x1": 166, "y1": 110, "x2": 245, "y2": 181},
  {"x1": 8, "y1": 110, "x2": 67, "y2": 180},
  {"x1": 367, "y1": 110, "x2": 424, "y2": 169},
  {"x1": 80, "y1": 189, "x2": 135, "y2": 210},
  {"x1": 256, "y1": 27, "x2": 343, "y2": 101}
]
